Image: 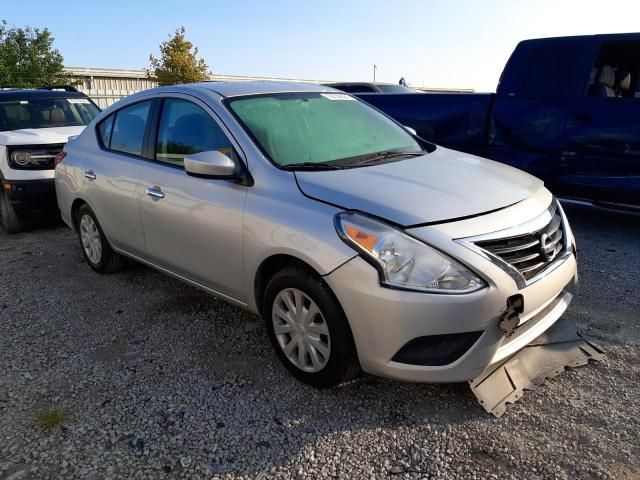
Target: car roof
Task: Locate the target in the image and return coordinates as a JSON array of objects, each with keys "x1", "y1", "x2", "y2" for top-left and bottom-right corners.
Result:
[
  {"x1": 159, "y1": 81, "x2": 336, "y2": 98},
  {"x1": 0, "y1": 89, "x2": 88, "y2": 101}
]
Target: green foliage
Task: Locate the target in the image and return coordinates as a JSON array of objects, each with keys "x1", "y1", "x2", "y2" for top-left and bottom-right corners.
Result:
[
  {"x1": 0, "y1": 20, "x2": 68, "y2": 88},
  {"x1": 32, "y1": 408, "x2": 67, "y2": 429},
  {"x1": 148, "y1": 26, "x2": 210, "y2": 86}
]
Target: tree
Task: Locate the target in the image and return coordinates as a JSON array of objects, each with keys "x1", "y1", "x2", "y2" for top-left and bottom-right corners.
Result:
[
  {"x1": 148, "y1": 27, "x2": 210, "y2": 86},
  {"x1": 0, "y1": 20, "x2": 67, "y2": 88}
]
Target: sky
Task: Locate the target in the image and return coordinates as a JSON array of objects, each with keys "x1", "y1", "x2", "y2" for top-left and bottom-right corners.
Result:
[{"x1": 8, "y1": 0, "x2": 640, "y2": 92}]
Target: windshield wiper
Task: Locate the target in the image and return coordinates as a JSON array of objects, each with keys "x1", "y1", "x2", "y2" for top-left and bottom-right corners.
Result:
[
  {"x1": 353, "y1": 150, "x2": 425, "y2": 166},
  {"x1": 281, "y1": 162, "x2": 347, "y2": 171}
]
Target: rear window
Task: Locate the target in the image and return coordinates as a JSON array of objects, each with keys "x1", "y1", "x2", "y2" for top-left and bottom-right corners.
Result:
[
  {"x1": 0, "y1": 97, "x2": 100, "y2": 132},
  {"x1": 332, "y1": 84, "x2": 377, "y2": 93},
  {"x1": 377, "y1": 85, "x2": 416, "y2": 93}
]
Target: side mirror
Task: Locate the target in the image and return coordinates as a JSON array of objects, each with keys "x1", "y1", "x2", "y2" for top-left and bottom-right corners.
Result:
[
  {"x1": 184, "y1": 150, "x2": 237, "y2": 178},
  {"x1": 404, "y1": 126, "x2": 417, "y2": 136}
]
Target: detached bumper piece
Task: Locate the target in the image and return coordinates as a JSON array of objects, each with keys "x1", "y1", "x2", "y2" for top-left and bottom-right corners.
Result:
[{"x1": 470, "y1": 319, "x2": 604, "y2": 417}]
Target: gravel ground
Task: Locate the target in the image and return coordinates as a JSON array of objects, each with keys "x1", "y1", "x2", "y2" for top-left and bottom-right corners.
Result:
[{"x1": 0, "y1": 202, "x2": 638, "y2": 480}]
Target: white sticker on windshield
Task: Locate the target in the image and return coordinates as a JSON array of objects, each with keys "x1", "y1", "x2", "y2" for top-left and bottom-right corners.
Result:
[
  {"x1": 67, "y1": 98, "x2": 90, "y2": 104},
  {"x1": 19, "y1": 100, "x2": 28, "y2": 104},
  {"x1": 321, "y1": 93, "x2": 355, "y2": 101}
]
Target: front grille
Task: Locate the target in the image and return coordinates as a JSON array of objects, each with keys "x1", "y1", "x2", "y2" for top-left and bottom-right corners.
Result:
[
  {"x1": 7, "y1": 143, "x2": 64, "y2": 170},
  {"x1": 475, "y1": 205, "x2": 565, "y2": 282}
]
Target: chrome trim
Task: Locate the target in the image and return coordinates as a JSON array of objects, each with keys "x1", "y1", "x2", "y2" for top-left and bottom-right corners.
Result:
[
  {"x1": 491, "y1": 238, "x2": 539, "y2": 254},
  {"x1": 145, "y1": 187, "x2": 165, "y2": 199},
  {"x1": 456, "y1": 199, "x2": 572, "y2": 290}
]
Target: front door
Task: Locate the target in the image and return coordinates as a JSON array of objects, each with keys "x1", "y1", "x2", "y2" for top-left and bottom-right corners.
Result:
[{"x1": 139, "y1": 96, "x2": 247, "y2": 301}]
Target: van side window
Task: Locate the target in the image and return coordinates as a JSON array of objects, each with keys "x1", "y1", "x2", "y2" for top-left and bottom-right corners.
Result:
[
  {"x1": 586, "y1": 41, "x2": 640, "y2": 99},
  {"x1": 155, "y1": 99, "x2": 234, "y2": 167},
  {"x1": 109, "y1": 101, "x2": 152, "y2": 156}
]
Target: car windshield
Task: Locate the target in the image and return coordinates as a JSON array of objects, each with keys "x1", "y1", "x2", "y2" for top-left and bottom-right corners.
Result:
[
  {"x1": 0, "y1": 96, "x2": 100, "y2": 132},
  {"x1": 227, "y1": 92, "x2": 423, "y2": 168},
  {"x1": 377, "y1": 85, "x2": 416, "y2": 93}
]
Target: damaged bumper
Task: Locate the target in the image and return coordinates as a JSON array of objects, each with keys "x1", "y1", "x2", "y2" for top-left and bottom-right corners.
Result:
[{"x1": 470, "y1": 318, "x2": 604, "y2": 417}]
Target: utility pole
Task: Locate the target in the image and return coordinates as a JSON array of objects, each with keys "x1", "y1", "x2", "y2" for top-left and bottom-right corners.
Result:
[{"x1": 373, "y1": 64, "x2": 377, "y2": 83}]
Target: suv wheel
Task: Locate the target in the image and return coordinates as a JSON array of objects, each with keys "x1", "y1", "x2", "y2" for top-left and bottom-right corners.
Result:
[
  {"x1": 76, "y1": 204, "x2": 125, "y2": 273},
  {"x1": 263, "y1": 266, "x2": 360, "y2": 388},
  {"x1": 0, "y1": 191, "x2": 23, "y2": 234}
]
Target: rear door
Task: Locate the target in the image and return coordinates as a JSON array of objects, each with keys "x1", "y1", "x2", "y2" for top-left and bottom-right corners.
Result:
[
  {"x1": 83, "y1": 100, "x2": 151, "y2": 256},
  {"x1": 564, "y1": 36, "x2": 640, "y2": 204},
  {"x1": 138, "y1": 95, "x2": 248, "y2": 301}
]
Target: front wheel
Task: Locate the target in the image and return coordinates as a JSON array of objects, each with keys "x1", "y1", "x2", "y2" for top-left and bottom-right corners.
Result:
[
  {"x1": 76, "y1": 204, "x2": 125, "y2": 273},
  {"x1": 263, "y1": 267, "x2": 360, "y2": 388},
  {"x1": 0, "y1": 191, "x2": 23, "y2": 234}
]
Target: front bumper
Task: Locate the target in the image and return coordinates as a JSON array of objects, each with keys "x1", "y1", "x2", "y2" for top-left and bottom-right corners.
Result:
[
  {"x1": 2, "y1": 178, "x2": 57, "y2": 217},
  {"x1": 324, "y1": 252, "x2": 578, "y2": 383}
]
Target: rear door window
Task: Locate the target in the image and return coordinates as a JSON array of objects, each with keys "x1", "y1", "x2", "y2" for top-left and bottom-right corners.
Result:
[
  {"x1": 109, "y1": 101, "x2": 151, "y2": 156},
  {"x1": 155, "y1": 98, "x2": 234, "y2": 167},
  {"x1": 586, "y1": 40, "x2": 640, "y2": 99}
]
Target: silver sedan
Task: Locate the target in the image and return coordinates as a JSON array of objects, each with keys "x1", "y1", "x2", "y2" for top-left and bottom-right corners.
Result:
[{"x1": 55, "y1": 82, "x2": 577, "y2": 387}]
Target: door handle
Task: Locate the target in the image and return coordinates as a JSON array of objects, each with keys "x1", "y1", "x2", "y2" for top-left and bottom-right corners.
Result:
[
  {"x1": 83, "y1": 170, "x2": 96, "y2": 180},
  {"x1": 145, "y1": 186, "x2": 165, "y2": 199},
  {"x1": 569, "y1": 112, "x2": 591, "y2": 122}
]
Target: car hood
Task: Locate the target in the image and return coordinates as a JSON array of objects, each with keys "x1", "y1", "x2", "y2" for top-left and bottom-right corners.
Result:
[
  {"x1": 295, "y1": 146, "x2": 544, "y2": 226},
  {"x1": 0, "y1": 126, "x2": 86, "y2": 145}
]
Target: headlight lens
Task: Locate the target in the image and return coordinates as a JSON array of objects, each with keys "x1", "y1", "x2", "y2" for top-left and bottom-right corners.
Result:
[
  {"x1": 10, "y1": 148, "x2": 55, "y2": 168},
  {"x1": 335, "y1": 212, "x2": 485, "y2": 293},
  {"x1": 11, "y1": 150, "x2": 32, "y2": 166}
]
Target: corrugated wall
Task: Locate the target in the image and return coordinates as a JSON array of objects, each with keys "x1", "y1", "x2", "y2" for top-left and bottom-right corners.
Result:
[{"x1": 69, "y1": 71, "x2": 157, "y2": 108}]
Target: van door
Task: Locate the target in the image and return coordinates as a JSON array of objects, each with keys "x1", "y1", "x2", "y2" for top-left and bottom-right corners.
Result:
[{"x1": 564, "y1": 37, "x2": 640, "y2": 205}]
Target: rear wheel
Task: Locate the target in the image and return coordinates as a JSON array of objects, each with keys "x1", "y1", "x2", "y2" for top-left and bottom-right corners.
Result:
[
  {"x1": 263, "y1": 266, "x2": 360, "y2": 388},
  {"x1": 0, "y1": 191, "x2": 23, "y2": 234},
  {"x1": 76, "y1": 204, "x2": 125, "y2": 273}
]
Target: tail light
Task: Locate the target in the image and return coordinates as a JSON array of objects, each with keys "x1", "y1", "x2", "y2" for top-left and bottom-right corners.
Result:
[{"x1": 54, "y1": 151, "x2": 67, "y2": 167}]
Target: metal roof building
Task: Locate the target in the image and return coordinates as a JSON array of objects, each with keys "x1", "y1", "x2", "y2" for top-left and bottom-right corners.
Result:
[{"x1": 63, "y1": 67, "x2": 473, "y2": 108}]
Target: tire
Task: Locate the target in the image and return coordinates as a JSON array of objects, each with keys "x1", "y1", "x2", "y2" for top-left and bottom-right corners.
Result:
[
  {"x1": 75, "y1": 204, "x2": 125, "y2": 273},
  {"x1": 0, "y1": 191, "x2": 23, "y2": 234},
  {"x1": 263, "y1": 266, "x2": 360, "y2": 388}
]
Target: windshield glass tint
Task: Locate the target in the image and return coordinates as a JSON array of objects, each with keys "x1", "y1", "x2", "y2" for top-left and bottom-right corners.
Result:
[
  {"x1": 227, "y1": 92, "x2": 421, "y2": 166},
  {"x1": 0, "y1": 97, "x2": 100, "y2": 132}
]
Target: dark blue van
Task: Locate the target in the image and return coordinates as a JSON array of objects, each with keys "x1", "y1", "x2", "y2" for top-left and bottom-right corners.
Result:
[{"x1": 357, "y1": 33, "x2": 640, "y2": 208}]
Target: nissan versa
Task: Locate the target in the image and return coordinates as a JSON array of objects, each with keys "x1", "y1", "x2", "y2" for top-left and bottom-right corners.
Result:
[{"x1": 55, "y1": 82, "x2": 577, "y2": 387}]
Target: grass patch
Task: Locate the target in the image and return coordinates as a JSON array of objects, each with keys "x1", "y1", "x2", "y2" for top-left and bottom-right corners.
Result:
[{"x1": 32, "y1": 408, "x2": 67, "y2": 429}]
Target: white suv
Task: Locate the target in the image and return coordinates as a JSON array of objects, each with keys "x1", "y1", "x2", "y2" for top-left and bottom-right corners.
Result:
[{"x1": 0, "y1": 86, "x2": 100, "y2": 233}]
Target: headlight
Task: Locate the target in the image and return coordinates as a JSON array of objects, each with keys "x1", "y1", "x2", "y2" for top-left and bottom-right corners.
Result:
[
  {"x1": 335, "y1": 212, "x2": 485, "y2": 293},
  {"x1": 10, "y1": 148, "x2": 56, "y2": 168}
]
